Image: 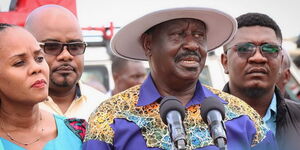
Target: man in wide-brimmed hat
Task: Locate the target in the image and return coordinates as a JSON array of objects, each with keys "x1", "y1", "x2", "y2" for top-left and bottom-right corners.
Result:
[{"x1": 84, "y1": 7, "x2": 277, "y2": 149}]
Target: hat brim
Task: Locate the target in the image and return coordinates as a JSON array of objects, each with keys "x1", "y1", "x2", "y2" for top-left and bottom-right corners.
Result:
[{"x1": 110, "y1": 7, "x2": 237, "y2": 61}]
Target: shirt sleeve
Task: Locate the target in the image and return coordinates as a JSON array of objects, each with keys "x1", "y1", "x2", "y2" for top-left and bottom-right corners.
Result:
[
  {"x1": 251, "y1": 130, "x2": 278, "y2": 150},
  {"x1": 83, "y1": 140, "x2": 114, "y2": 150}
]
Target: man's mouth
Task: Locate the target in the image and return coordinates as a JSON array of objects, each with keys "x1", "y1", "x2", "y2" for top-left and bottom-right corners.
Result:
[
  {"x1": 182, "y1": 56, "x2": 199, "y2": 62},
  {"x1": 178, "y1": 56, "x2": 200, "y2": 67},
  {"x1": 246, "y1": 68, "x2": 268, "y2": 75},
  {"x1": 54, "y1": 65, "x2": 75, "y2": 73}
]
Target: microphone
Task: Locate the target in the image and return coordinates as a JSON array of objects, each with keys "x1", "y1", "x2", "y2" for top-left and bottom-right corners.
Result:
[
  {"x1": 200, "y1": 96, "x2": 227, "y2": 150},
  {"x1": 159, "y1": 96, "x2": 187, "y2": 150}
]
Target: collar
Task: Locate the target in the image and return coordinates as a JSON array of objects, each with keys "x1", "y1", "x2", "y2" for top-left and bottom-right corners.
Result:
[
  {"x1": 76, "y1": 81, "x2": 82, "y2": 98},
  {"x1": 46, "y1": 82, "x2": 83, "y2": 102},
  {"x1": 223, "y1": 82, "x2": 278, "y2": 119},
  {"x1": 263, "y1": 93, "x2": 277, "y2": 122},
  {"x1": 222, "y1": 82, "x2": 230, "y2": 93},
  {"x1": 137, "y1": 74, "x2": 227, "y2": 107}
]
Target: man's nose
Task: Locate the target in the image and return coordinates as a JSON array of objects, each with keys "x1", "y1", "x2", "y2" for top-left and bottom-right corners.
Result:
[
  {"x1": 248, "y1": 47, "x2": 268, "y2": 63},
  {"x1": 182, "y1": 34, "x2": 201, "y2": 51},
  {"x1": 57, "y1": 46, "x2": 74, "y2": 61}
]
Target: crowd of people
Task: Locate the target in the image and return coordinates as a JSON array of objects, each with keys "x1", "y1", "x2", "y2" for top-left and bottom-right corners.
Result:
[{"x1": 0, "y1": 4, "x2": 300, "y2": 150}]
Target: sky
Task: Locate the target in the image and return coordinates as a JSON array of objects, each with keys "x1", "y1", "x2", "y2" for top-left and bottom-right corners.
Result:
[
  {"x1": 77, "y1": 0, "x2": 300, "y2": 40},
  {"x1": 2, "y1": 0, "x2": 298, "y2": 49}
]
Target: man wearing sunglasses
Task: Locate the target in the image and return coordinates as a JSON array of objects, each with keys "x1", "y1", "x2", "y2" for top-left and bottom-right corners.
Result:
[
  {"x1": 221, "y1": 12, "x2": 300, "y2": 150},
  {"x1": 25, "y1": 5, "x2": 107, "y2": 121}
]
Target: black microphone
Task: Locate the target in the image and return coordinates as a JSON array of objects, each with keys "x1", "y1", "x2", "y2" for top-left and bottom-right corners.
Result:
[
  {"x1": 159, "y1": 96, "x2": 187, "y2": 150},
  {"x1": 200, "y1": 96, "x2": 227, "y2": 150}
]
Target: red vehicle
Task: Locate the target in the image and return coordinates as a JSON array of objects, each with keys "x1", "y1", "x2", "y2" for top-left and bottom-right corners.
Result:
[{"x1": 0, "y1": 0, "x2": 77, "y2": 26}]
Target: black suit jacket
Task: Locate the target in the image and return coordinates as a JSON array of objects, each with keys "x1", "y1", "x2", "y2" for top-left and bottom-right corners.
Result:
[{"x1": 222, "y1": 83, "x2": 300, "y2": 150}]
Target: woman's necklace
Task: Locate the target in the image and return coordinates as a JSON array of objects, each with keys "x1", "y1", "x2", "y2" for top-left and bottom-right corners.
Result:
[{"x1": 0, "y1": 112, "x2": 44, "y2": 146}]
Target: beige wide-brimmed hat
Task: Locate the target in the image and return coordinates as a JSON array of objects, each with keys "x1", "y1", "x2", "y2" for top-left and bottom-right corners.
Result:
[{"x1": 110, "y1": 7, "x2": 237, "y2": 61}]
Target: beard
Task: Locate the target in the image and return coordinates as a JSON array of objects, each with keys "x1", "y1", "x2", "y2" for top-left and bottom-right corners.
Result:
[
  {"x1": 242, "y1": 87, "x2": 267, "y2": 98},
  {"x1": 50, "y1": 74, "x2": 77, "y2": 88}
]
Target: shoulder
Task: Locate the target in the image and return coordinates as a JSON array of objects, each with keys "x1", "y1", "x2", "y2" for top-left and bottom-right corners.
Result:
[
  {"x1": 85, "y1": 85, "x2": 141, "y2": 144},
  {"x1": 284, "y1": 99, "x2": 300, "y2": 108},
  {"x1": 283, "y1": 99, "x2": 300, "y2": 116},
  {"x1": 205, "y1": 85, "x2": 261, "y2": 117},
  {"x1": 51, "y1": 115, "x2": 87, "y2": 142},
  {"x1": 63, "y1": 117, "x2": 87, "y2": 141},
  {"x1": 204, "y1": 85, "x2": 269, "y2": 146}
]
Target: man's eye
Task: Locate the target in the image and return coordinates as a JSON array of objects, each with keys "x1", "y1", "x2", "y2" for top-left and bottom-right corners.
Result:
[
  {"x1": 238, "y1": 47, "x2": 249, "y2": 52},
  {"x1": 237, "y1": 43, "x2": 255, "y2": 52},
  {"x1": 171, "y1": 31, "x2": 184, "y2": 36},
  {"x1": 193, "y1": 32, "x2": 204, "y2": 38}
]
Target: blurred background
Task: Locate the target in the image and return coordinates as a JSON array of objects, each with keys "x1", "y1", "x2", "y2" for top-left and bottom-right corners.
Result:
[{"x1": 1, "y1": 0, "x2": 300, "y2": 100}]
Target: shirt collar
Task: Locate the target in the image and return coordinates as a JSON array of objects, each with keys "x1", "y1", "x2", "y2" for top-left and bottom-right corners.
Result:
[
  {"x1": 137, "y1": 74, "x2": 227, "y2": 107},
  {"x1": 76, "y1": 81, "x2": 82, "y2": 98},
  {"x1": 46, "y1": 82, "x2": 83, "y2": 102},
  {"x1": 263, "y1": 93, "x2": 277, "y2": 122}
]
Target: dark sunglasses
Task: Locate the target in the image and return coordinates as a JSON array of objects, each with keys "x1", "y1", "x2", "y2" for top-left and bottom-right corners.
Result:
[
  {"x1": 226, "y1": 42, "x2": 281, "y2": 59},
  {"x1": 39, "y1": 42, "x2": 87, "y2": 56}
]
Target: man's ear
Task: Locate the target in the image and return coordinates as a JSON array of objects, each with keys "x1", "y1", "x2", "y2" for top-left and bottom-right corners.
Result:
[
  {"x1": 283, "y1": 69, "x2": 291, "y2": 85},
  {"x1": 221, "y1": 53, "x2": 229, "y2": 74},
  {"x1": 141, "y1": 33, "x2": 152, "y2": 57}
]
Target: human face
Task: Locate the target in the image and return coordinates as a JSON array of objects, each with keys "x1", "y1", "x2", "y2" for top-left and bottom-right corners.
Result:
[
  {"x1": 221, "y1": 26, "x2": 283, "y2": 96},
  {"x1": 276, "y1": 52, "x2": 291, "y2": 95},
  {"x1": 28, "y1": 9, "x2": 84, "y2": 89},
  {"x1": 115, "y1": 61, "x2": 146, "y2": 92},
  {"x1": 0, "y1": 27, "x2": 49, "y2": 105},
  {"x1": 144, "y1": 19, "x2": 207, "y2": 83}
]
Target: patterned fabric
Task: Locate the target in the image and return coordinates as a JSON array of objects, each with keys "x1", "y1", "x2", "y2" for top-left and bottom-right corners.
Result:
[
  {"x1": 85, "y1": 85, "x2": 270, "y2": 149},
  {"x1": 65, "y1": 118, "x2": 87, "y2": 141},
  {"x1": 206, "y1": 86, "x2": 268, "y2": 145}
]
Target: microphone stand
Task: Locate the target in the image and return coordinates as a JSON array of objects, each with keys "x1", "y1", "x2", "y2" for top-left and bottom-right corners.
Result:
[
  {"x1": 216, "y1": 138, "x2": 227, "y2": 150},
  {"x1": 171, "y1": 139, "x2": 186, "y2": 150},
  {"x1": 210, "y1": 121, "x2": 228, "y2": 150},
  {"x1": 177, "y1": 139, "x2": 186, "y2": 150},
  {"x1": 168, "y1": 123, "x2": 186, "y2": 150}
]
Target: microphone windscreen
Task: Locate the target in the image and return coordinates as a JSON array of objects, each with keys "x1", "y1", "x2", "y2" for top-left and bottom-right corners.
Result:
[
  {"x1": 159, "y1": 96, "x2": 186, "y2": 125},
  {"x1": 200, "y1": 96, "x2": 225, "y2": 124}
]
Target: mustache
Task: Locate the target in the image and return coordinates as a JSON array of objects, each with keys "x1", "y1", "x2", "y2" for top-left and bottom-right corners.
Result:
[
  {"x1": 174, "y1": 51, "x2": 201, "y2": 63},
  {"x1": 53, "y1": 64, "x2": 75, "y2": 72}
]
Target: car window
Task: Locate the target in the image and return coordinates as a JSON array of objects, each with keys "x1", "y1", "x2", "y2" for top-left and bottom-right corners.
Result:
[{"x1": 82, "y1": 65, "x2": 109, "y2": 92}]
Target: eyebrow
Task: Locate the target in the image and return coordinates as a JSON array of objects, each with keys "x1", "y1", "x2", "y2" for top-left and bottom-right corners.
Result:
[
  {"x1": 40, "y1": 39, "x2": 60, "y2": 43},
  {"x1": 11, "y1": 48, "x2": 43, "y2": 58},
  {"x1": 33, "y1": 49, "x2": 43, "y2": 55},
  {"x1": 41, "y1": 39, "x2": 83, "y2": 43}
]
